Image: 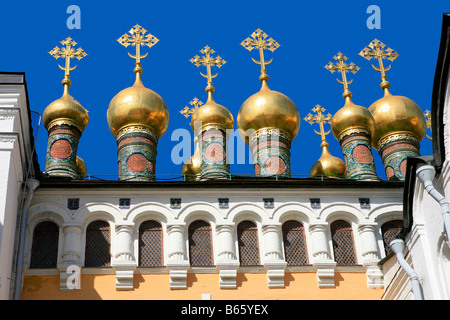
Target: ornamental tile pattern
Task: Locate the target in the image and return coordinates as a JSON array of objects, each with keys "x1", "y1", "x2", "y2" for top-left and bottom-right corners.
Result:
[
  {"x1": 282, "y1": 220, "x2": 308, "y2": 265},
  {"x1": 237, "y1": 221, "x2": 260, "y2": 266},
  {"x1": 330, "y1": 220, "x2": 357, "y2": 265},
  {"x1": 85, "y1": 220, "x2": 111, "y2": 267},
  {"x1": 188, "y1": 220, "x2": 214, "y2": 266}
]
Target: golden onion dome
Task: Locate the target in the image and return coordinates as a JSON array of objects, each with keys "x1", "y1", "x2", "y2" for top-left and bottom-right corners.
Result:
[
  {"x1": 369, "y1": 88, "x2": 426, "y2": 149},
  {"x1": 181, "y1": 139, "x2": 201, "y2": 181},
  {"x1": 76, "y1": 156, "x2": 87, "y2": 179},
  {"x1": 107, "y1": 72, "x2": 169, "y2": 139},
  {"x1": 190, "y1": 91, "x2": 234, "y2": 134},
  {"x1": 43, "y1": 87, "x2": 89, "y2": 133},
  {"x1": 331, "y1": 97, "x2": 374, "y2": 141},
  {"x1": 237, "y1": 80, "x2": 300, "y2": 144},
  {"x1": 310, "y1": 143, "x2": 346, "y2": 178}
]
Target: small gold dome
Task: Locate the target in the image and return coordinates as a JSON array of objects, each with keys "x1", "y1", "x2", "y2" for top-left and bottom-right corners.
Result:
[
  {"x1": 310, "y1": 143, "x2": 346, "y2": 178},
  {"x1": 181, "y1": 140, "x2": 201, "y2": 181},
  {"x1": 331, "y1": 97, "x2": 374, "y2": 141},
  {"x1": 76, "y1": 156, "x2": 87, "y2": 179},
  {"x1": 43, "y1": 90, "x2": 89, "y2": 133},
  {"x1": 237, "y1": 81, "x2": 300, "y2": 144},
  {"x1": 107, "y1": 73, "x2": 169, "y2": 138},
  {"x1": 191, "y1": 92, "x2": 234, "y2": 134},
  {"x1": 369, "y1": 88, "x2": 426, "y2": 149}
]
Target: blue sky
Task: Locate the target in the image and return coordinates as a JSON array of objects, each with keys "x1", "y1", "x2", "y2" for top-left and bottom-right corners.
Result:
[{"x1": 1, "y1": 1, "x2": 447, "y2": 180}]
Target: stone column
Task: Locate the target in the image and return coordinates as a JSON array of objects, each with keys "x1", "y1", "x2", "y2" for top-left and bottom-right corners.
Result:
[
  {"x1": 262, "y1": 224, "x2": 287, "y2": 288},
  {"x1": 215, "y1": 224, "x2": 239, "y2": 289},
  {"x1": 166, "y1": 224, "x2": 189, "y2": 289},
  {"x1": 58, "y1": 224, "x2": 82, "y2": 290},
  {"x1": 309, "y1": 224, "x2": 336, "y2": 288},
  {"x1": 358, "y1": 224, "x2": 384, "y2": 289},
  {"x1": 113, "y1": 224, "x2": 136, "y2": 291}
]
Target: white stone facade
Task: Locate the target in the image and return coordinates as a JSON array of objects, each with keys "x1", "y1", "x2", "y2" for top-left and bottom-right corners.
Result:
[{"x1": 24, "y1": 184, "x2": 403, "y2": 291}]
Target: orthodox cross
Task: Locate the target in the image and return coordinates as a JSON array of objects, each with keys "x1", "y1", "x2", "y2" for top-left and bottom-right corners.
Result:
[
  {"x1": 424, "y1": 110, "x2": 432, "y2": 140},
  {"x1": 180, "y1": 97, "x2": 204, "y2": 119},
  {"x1": 325, "y1": 52, "x2": 360, "y2": 98},
  {"x1": 241, "y1": 28, "x2": 280, "y2": 81},
  {"x1": 304, "y1": 105, "x2": 333, "y2": 146},
  {"x1": 49, "y1": 37, "x2": 87, "y2": 87},
  {"x1": 190, "y1": 46, "x2": 226, "y2": 92},
  {"x1": 359, "y1": 39, "x2": 398, "y2": 88},
  {"x1": 117, "y1": 24, "x2": 159, "y2": 72}
]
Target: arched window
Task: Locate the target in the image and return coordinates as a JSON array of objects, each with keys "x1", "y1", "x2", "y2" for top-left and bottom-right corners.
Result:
[
  {"x1": 237, "y1": 220, "x2": 260, "y2": 266},
  {"x1": 188, "y1": 220, "x2": 214, "y2": 266},
  {"x1": 85, "y1": 220, "x2": 110, "y2": 267},
  {"x1": 139, "y1": 220, "x2": 163, "y2": 267},
  {"x1": 282, "y1": 220, "x2": 308, "y2": 265},
  {"x1": 330, "y1": 220, "x2": 357, "y2": 265},
  {"x1": 381, "y1": 220, "x2": 403, "y2": 255},
  {"x1": 30, "y1": 221, "x2": 59, "y2": 268}
]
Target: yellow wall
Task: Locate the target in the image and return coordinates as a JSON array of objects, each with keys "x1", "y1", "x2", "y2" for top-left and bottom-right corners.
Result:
[{"x1": 20, "y1": 272, "x2": 383, "y2": 300}]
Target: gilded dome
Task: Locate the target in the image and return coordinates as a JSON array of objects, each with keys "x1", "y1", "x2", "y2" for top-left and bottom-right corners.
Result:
[
  {"x1": 237, "y1": 81, "x2": 300, "y2": 144},
  {"x1": 76, "y1": 156, "x2": 87, "y2": 179},
  {"x1": 310, "y1": 143, "x2": 346, "y2": 178},
  {"x1": 190, "y1": 92, "x2": 234, "y2": 134},
  {"x1": 107, "y1": 73, "x2": 169, "y2": 138},
  {"x1": 369, "y1": 88, "x2": 426, "y2": 149},
  {"x1": 43, "y1": 90, "x2": 89, "y2": 133},
  {"x1": 331, "y1": 97, "x2": 374, "y2": 141}
]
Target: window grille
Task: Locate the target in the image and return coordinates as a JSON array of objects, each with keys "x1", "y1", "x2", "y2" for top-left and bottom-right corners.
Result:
[
  {"x1": 381, "y1": 220, "x2": 403, "y2": 256},
  {"x1": 188, "y1": 220, "x2": 214, "y2": 266},
  {"x1": 282, "y1": 220, "x2": 308, "y2": 265},
  {"x1": 30, "y1": 221, "x2": 59, "y2": 269},
  {"x1": 85, "y1": 220, "x2": 111, "y2": 267},
  {"x1": 330, "y1": 220, "x2": 357, "y2": 265},
  {"x1": 237, "y1": 220, "x2": 260, "y2": 266},
  {"x1": 139, "y1": 220, "x2": 163, "y2": 267}
]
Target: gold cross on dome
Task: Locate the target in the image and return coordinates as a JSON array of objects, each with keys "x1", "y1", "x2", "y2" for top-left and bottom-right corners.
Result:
[
  {"x1": 49, "y1": 37, "x2": 87, "y2": 83},
  {"x1": 241, "y1": 29, "x2": 280, "y2": 79},
  {"x1": 424, "y1": 109, "x2": 432, "y2": 140},
  {"x1": 180, "y1": 98, "x2": 204, "y2": 119},
  {"x1": 190, "y1": 46, "x2": 226, "y2": 89},
  {"x1": 117, "y1": 24, "x2": 159, "y2": 65},
  {"x1": 325, "y1": 52, "x2": 360, "y2": 98},
  {"x1": 304, "y1": 105, "x2": 332, "y2": 143},
  {"x1": 359, "y1": 39, "x2": 398, "y2": 88}
]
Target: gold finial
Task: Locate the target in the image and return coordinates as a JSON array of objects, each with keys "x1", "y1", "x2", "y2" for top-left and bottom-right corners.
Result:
[
  {"x1": 424, "y1": 109, "x2": 432, "y2": 140},
  {"x1": 190, "y1": 46, "x2": 226, "y2": 97},
  {"x1": 325, "y1": 52, "x2": 360, "y2": 99},
  {"x1": 180, "y1": 97, "x2": 204, "y2": 119},
  {"x1": 49, "y1": 37, "x2": 87, "y2": 94},
  {"x1": 359, "y1": 39, "x2": 399, "y2": 90},
  {"x1": 304, "y1": 105, "x2": 333, "y2": 147},
  {"x1": 241, "y1": 28, "x2": 280, "y2": 82},
  {"x1": 117, "y1": 24, "x2": 159, "y2": 76}
]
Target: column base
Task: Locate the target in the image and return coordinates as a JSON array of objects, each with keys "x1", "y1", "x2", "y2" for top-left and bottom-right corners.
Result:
[
  {"x1": 114, "y1": 261, "x2": 137, "y2": 291},
  {"x1": 167, "y1": 260, "x2": 190, "y2": 290},
  {"x1": 216, "y1": 260, "x2": 240, "y2": 289},
  {"x1": 265, "y1": 260, "x2": 287, "y2": 288}
]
